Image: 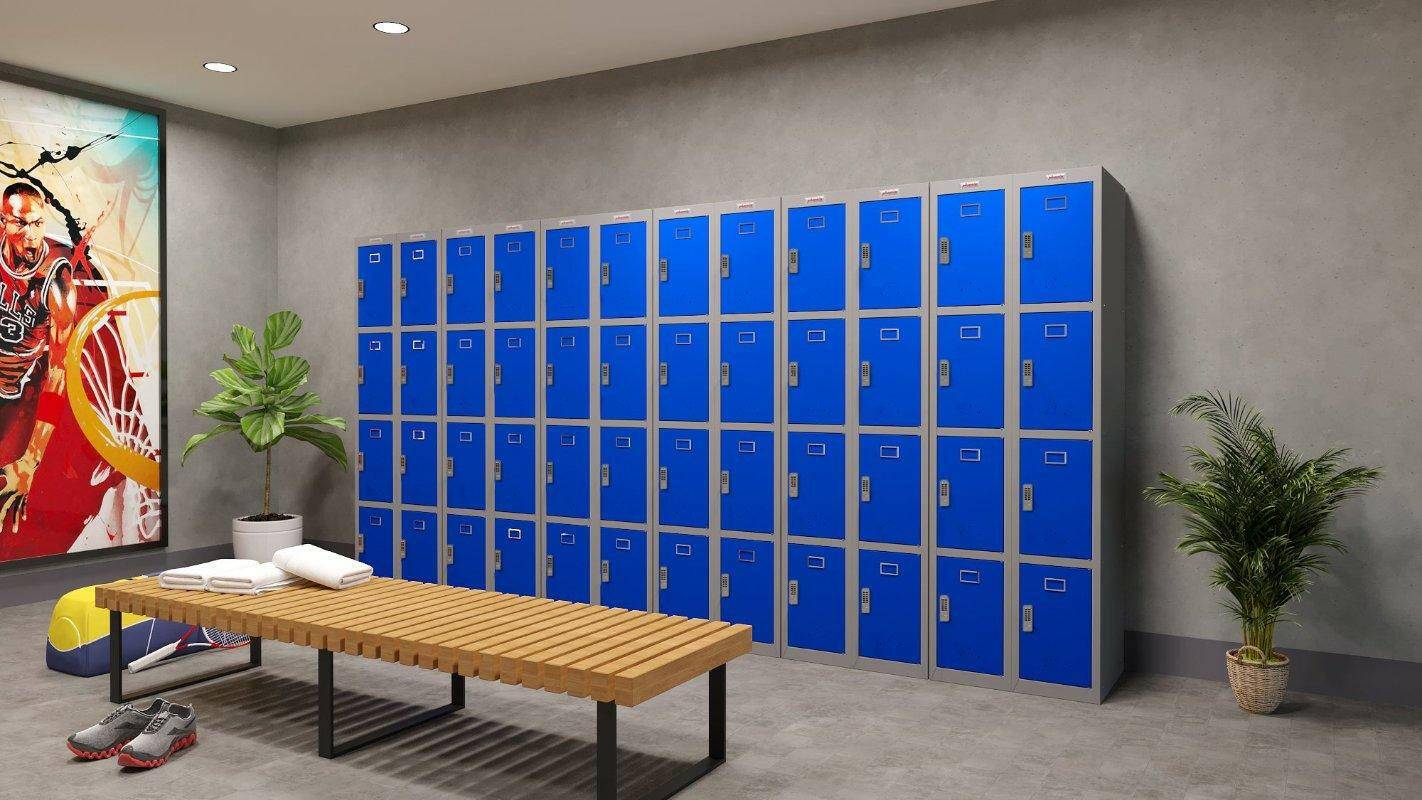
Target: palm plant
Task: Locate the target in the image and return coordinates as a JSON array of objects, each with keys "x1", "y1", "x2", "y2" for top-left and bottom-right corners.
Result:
[
  {"x1": 1144, "y1": 393, "x2": 1379, "y2": 664},
  {"x1": 181, "y1": 311, "x2": 348, "y2": 518}
]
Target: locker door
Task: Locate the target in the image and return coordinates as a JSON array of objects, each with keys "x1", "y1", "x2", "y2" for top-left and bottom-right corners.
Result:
[
  {"x1": 400, "y1": 239, "x2": 438, "y2": 326},
  {"x1": 859, "y1": 196, "x2": 922, "y2": 310},
  {"x1": 599, "y1": 528, "x2": 647, "y2": 611},
  {"x1": 1020, "y1": 311, "x2": 1093, "y2": 431},
  {"x1": 600, "y1": 221, "x2": 647, "y2": 319},
  {"x1": 935, "y1": 556, "x2": 1004, "y2": 675},
  {"x1": 787, "y1": 319, "x2": 844, "y2": 425},
  {"x1": 446, "y1": 514, "x2": 486, "y2": 589},
  {"x1": 787, "y1": 544, "x2": 845, "y2": 654},
  {"x1": 720, "y1": 430, "x2": 773, "y2": 534},
  {"x1": 494, "y1": 519, "x2": 537, "y2": 596},
  {"x1": 859, "y1": 434, "x2": 921, "y2": 546},
  {"x1": 786, "y1": 432, "x2": 845, "y2": 540},
  {"x1": 720, "y1": 321, "x2": 774, "y2": 423},
  {"x1": 445, "y1": 234, "x2": 485, "y2": 324},
  {"x1": 357, "y1": 243, "x2": 393, "y2": 327},
  {"x1": 599, "y1": 325, "x2": 646, "y2": 421},
  {"x1": 657, "y1": 216, "x2": 709, "y2": 316},
  {"x1": 494, "y1": 424, "x2": 536, "y2": 514},
  {"x1": 935, "y1": 436, "x2": 1004, "y2": 553},
  {"x1": 936, "y1": 313, "x2": 1004, "y2": 429},
  {"x1": 357, "y1": 332, "x2": 392, "y2": 415},
  {"x1": 400, "y1": 510, "x2": 439, "y2": 583},
  {"x1": 858, "y1": 550, "x2": 921, "y2": 664},
  {"x1": 400, "y1": 421, "x2": 438, "y2": 507},
  {"x1": 545, "y1": 425, "x2": 590, "y2": 519},
  {"x1": 446, "y1": 422, "x2": 485, "y2": 511},
  {"x1": 1019, "y1": 438, "x2": 1092, "y2": 560},
  {"x1": 937, "y1": 189, "x2": 1004, "y2": 307},
  {"x1": 720, "y1": 209, "x2": 774, "y2": 314},
  {"x1": 400, "y1": 331, "x2": 438, "y2": 416},
  {"x1": 658, "y1": 532, "x2": 709, "y2": 619},
  {"x1": 599, "y1": 427, "x2": 646, "y2": 524},
  {"x1": 859, "y1": 316, "x2": 921, "y2": 427},
  {"x1": 545, "y1": 226, "x2": 590, "y2": 321},
  {"x1": 720, "y1": 538, "x2": 774, "y2": 644},
  {"x1": 787, "y1": 204, "x2": 845, "y2": 312},
  {"x1": 1019, "y1": 563, "x2": 1092, "y2": 687},
  {"x1": 494, "y1": 328, "x2": 536, "y2": 418},
  {"x1": 658, "y1": 323, "x2": 709, "y2": 422},
  {"x1": 357, "y1": 507, "x2": 394, "y2": 578},
  {"x1": 1020, "y1": 181, "x2": 1094, "y2": 304},
  {"x1": 493, "y1": 230, "x2": 536, "y2": 322},
  {"x1": 445, "y1": 330, "x2": 485, "y2": 417},
  {"x1": 545, "y1": 523, "x2": 590, "y2": 603},
  {"x1": 545, "y1": 326, "x2": 589, "y2": 420},
  {"x1": 357, "y1": 420, "x2": 393, "y2": 502},
  {"x1": 658, "y1": 428, "x2": 708, "y2": 528}
]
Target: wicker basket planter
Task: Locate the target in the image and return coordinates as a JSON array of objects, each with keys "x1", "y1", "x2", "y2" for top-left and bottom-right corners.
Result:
[{"x1": 1226, "y1": 645, "x2": 1290, "y2": 714}]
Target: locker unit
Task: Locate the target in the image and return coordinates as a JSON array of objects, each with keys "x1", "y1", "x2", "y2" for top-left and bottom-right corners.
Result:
[
  {"x1": 600, "y1": 325, "x2": 646, "y2": 420},
  {"x1": 720, "y1": 321, "x2": 774, "y2": 423},
  {"x1": 545, "y1": 424, "x2": 590, "y2": 520},
  {"x1": 785, "y1": 201, "x2": 845, "y2": 312},
  {"x1": 400, "y1": 510, "x2": 439, "y2": 583},
  {"x1": 1020, "y1": 311, "x2": 1093, "y2": 431},
  {"x1": 494, "y1": 518, "x2": 537, "y2": 596},
  {"x1": 600, "y1": 427, "x2": 646, "y2": 524},
  {"x1": 544, "y1": 225, "x2": 590, "y2": 321},
  {"x1": 658, "y1": 532, "x2": 709, "y2": 619},
  {"x1": 786, "y1": 319, "x2": 844, "y2": 425},
  {"x1": 357, "y1": 242, "x2": 393, "y2": 327},
  {"x1": 858, "y1": 195, "x2": 923, "y2": 310},
  {"x1": 599, "y1": 219, "x2": 648, "y2": 319},
  {"x1": 357, "y1": 332, "x2": 392, "y2": 415},
  {"x1": 720, "y1": 537, "x2": 774, "y2": 645},
  {"x1": 444, "y1": 233, "x2": 485, "y2": 324},
  {"x1": 858, "y1": 433, "x2": 921, "y2": 546},
  {"x1": 936, "y1": 188, "x2": 1005, "y2": 307},
  {"x1": 858, "y1": 549, "x2": 922, "y2": 666},
  {"x1": 935, "y1": 435, "x2": 1005, "y2": 553},
  {"x1": 400, "y1": 238, "x2": 438, "y2": 327},
  {"x1": 657, "y1": 322, "x2": 709, "y2": 422},
  {"x1": 658, "y1": 428, "x2": 708, "y2": 528},
  {"x1": 446, "y1": 422, "x2": 485, "y2": 511},
  {"x1": 1019, "y1": 438, "x2": 1093, "y2": 560},
  {"x1": 400, "y1": 331, "x2": 438, "y2": 416},
  {"x1": 859, "y1": 315, "x2": 921, "y2": 427},
  {"x1": 357, "y1": 420, "x2": 393, "y2": 503},
  {"x1": 1019, "y1": 182, "x2": 1094, "y2": 304},
  {"x1": 494, "y1": 423, "x2": 536, "y2": 514},
  {"x1": 720, "y1": 209, "x2": 775, "y2": 314},
  {"x1": 444, "y1": 330, "x2": 485, "y2": 417},
  {"x1": 545, "y1": 523, "x2": 591, "y2": 603},
  {"x1": 446, "y1": 514, "x2": 486, "y2": 589},
  {"x1": 493, "y1": 229, "x2": 537, "y2": 322},
  {"x1": 357, "y1": 507, "x2": 394, "y2": 578},
  {"x1": 657, "y1": 215, "x2": 709, "y2": 317},
  {"x1": 720, "y1": 429, "x2": 774, "y2": 534},
  {"x1": 936, "y1": 313, "x2": 1004, "y2": 429},
  {"x1": 935, "y1": 556, "x2": 1004, "y2": 676},
  {"x1": 494, "y1": 328, "x2": 536, "y2": 418},
  {"x1": 545, "y1": 326, "x2": 590, "y2": 420},
  {"x1": 600, "y1": 528, "x2": 648, "y2": 611},
  {"x1": 786, "y1": 432, "x2": 845, "y2": 540},
  {"x1": 786, "y1": 543, "x2": 845, "y2": 656},
  {"x1": 1019, "y1": 563, "x2": 1092, "y2": 688},
  {"x1": 400, "y1": 421, "x2": 438, "y2": 507}
]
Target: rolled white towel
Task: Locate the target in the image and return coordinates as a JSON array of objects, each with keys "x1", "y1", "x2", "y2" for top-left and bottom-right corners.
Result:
[
  {"x1": 272, "y1": 544, "x2": 372, "y2": 590},
  {"x1": 208, "y1": 562, "x2": 304, "y2": 595},
  {"x1": 158, "y1": 559, "x2": 258, "y2": 591}
]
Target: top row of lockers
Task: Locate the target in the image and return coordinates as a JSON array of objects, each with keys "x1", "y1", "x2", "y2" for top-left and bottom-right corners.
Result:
[{"x1": 356, "y1": 181, "x2": 1097, "y2": 327}]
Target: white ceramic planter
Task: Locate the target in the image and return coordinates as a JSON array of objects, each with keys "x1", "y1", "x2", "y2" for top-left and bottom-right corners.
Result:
[{"x1": 232, "y1": 514, "x2": 303, "y2": 562}]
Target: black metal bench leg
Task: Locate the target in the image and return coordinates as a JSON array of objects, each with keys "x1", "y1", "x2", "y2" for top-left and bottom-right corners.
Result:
[
  {"x1": 317, "y1": 648, "x2": 464, "y2": 758},
  {"x1": 108, "y1": 608, "x2": 262, "y2": 704},
  {"x1": 710, "y1": 664, "x2": 726, "y2": 761},
  {"x1": 597, "y1": 700, "x2": 618, "y2": 800},
  {"x1": 593, "y1": 665, "x2": 728, "y2": 800}
]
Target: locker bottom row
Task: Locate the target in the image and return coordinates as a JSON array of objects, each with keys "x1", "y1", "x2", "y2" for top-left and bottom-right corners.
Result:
[{"x1": 356, "y1": 507, "x2": 1092, "y2": 689}]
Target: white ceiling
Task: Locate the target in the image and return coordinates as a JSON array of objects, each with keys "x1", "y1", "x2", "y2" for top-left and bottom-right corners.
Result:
[{"x1": 1, "y1": 0, "x2": 988, "y2": 128}]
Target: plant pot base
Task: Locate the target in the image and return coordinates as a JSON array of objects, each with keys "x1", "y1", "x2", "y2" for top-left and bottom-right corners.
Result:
[
  {"x1": 1226, "y1": 647, "x2": 1290, "y2": 714},
  {"x1": 233, "y1": 514, "x2": 303, "y2": 562}
]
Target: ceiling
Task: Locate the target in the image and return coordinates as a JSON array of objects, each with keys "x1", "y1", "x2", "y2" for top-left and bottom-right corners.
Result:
[{"x1": 1, "y1": 0, "x2": 988, "y2": 128}]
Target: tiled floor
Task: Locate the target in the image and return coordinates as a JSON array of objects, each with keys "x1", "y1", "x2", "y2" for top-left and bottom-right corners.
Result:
[{"x1": 2, "y1": 599, "x2": 1418, "y2": 799}]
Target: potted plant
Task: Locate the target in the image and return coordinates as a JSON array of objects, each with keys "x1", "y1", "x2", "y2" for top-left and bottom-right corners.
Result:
[
  {"x1": 182, "y1": 311, "x2": 348, "y2": 561},
  {"x1": 1144, "y1": 393, "x2": 1379, "y2": 713}
]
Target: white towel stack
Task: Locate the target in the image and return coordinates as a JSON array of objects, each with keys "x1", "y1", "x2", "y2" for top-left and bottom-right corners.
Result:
[
  {"x1": 273, "y1": 544, "x2": 373, "y2": 590},
  {"x1": 158, "y1": 559, "x2": 258, "y2": 591},
  {"x1": 208, "y1": 562, "x2": 305, "y2": 595}
]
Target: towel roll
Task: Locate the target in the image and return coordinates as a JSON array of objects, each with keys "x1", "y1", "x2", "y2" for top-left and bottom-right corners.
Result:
[
  {"x1": 208, "y1": 562, "x2": 304, "y2": 595},
  {"x1": 272, "y1": 544, "x2": 373, "y2": 590},
  {"x1": 158, "y1": 559, "x2": 259, "y2": 591}
]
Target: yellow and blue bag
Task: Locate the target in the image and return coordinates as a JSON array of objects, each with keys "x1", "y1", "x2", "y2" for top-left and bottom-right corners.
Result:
[{"x1": 45, "y1": 586, "x2": 189, "y2": 677}]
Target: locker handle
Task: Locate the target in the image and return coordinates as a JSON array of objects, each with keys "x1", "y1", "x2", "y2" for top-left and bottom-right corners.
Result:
[
  {"x1": 1044, "y1": 195, "x2": 1069, "y2": 212},
  {"x1": 878, "y1": 327, "x2": 900, "y2": 342},
  {"x1": 507, "y1": 527, "x2": 523, "y2": 540},
  {"x1": 737, "y1": 549, "x2": 756, "y2": 563},
  {"x1": 1044, "y1": 323, "x2": 1069, "y2": 338},
  {"x1": 960, "y1": 202, "x2": 982, "y2": 218},
  {"x1": 457, "y1": 244, "x2": 473, "y2": 257},
  {"x1": 959, "y1": 326, "x2": 982, "y2": 340},
  {"x1": 737, "y1": 440, "x2": 756, "y2": 454},
  {"x1": 1044, "y1": 577, "x2": 1068, "y2": 593},
  {"x1": 674, "y1": 543, "x2": 693, "y2": 556},
  {"x1": 614, "y1": 436, "x2": 632, "y2": 448},
  {"x1": 806, "y1": 555, "x2": 826, "y2": 569},
  {"x1": 805, "y1": 443, "x2": 827, "y2": 456},
  {"x1": 674, "y1": 438, "x2": 693, "y2": 451},
  {"x1": 1044, "y1": 451, "x2": 1069, "y2": 465},
  {"x1": 879, "y1": 445, "x2": 900, "y2": 459},
  {"x1": 615, "y1": 538, "x2": 632, "y2": 551},
  {"x1": 879, "y1": 562, "x2": 899, "y2": 577},
  {"x1": 960, "y1": 448, "x2": 982, "y2": 462},
  {"x1": 959, "y1": 570, "x2": 981, "y2": 584}
]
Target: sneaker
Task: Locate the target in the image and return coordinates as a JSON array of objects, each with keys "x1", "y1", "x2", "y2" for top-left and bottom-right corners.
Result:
[
  {"x1": 67, "y1": 699, "x2": 170, "y2": 760},
  {"x1": 116, "y1": 704, "x2": 198, "y2": 768}
]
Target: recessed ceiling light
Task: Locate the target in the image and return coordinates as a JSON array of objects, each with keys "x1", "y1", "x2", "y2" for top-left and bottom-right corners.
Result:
[
  {"x1": 203, "y1": 61, "x2": 237, "y2": 73},
  {"x1": 373, "y1": 21, "x2": 409, "y2": 35}
]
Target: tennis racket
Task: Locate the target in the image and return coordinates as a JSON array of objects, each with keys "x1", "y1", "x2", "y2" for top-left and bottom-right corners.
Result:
[{"x1": 126, "y1": 625, "x2": 250, "y2": 673}]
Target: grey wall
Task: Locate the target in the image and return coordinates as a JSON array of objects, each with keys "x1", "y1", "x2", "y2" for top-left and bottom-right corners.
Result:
[{"x1": 274, "y1": 0, "x2": 1422, "y2": 664}]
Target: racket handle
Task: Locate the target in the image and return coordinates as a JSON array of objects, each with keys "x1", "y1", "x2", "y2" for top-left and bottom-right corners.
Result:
[{"x1": 127, "y1": 640, "x2": 181, "y2": 673}]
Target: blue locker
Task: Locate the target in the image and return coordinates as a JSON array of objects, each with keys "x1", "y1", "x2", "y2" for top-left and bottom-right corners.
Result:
[
  {"x1": 1019, "y1": 563, "x2": 1092, "y2": 687},
  {"x1": 720, "y1": 538, "x2": 774, "y2": 644},
  {"x1": 445, "y1": 235, "x2": 485, "y2": 324},
  {"x1": 658, "y1": 532, "x2": 709, "y2": 619},
  {"x1": 400, "y1": 239, "x2": 438, "y2": 326},
  {"x1": 400, "y1": 510, "x2": 439, "y2": 583},
  {"x1": 545, "y1": 424, "x2": 589, "y2": 519},
  {"x1": 545, "y1": 226, "x2": 589, "y2": 321},
  {"x1": 545, "y1": 523, "x2": 590, "y2": 603},
  {"x1": 859, "y1": 550, "x2": 921, "y2": 664},
  {"x1": 720, "y1": 321, "x2": 773, "y2": 423},
  {"x1": 494, "y1": 424, "x2": 536, "y2": 514},
  {"x1": 786, "y1": 432, "x2": 845, "y2": 540},
  {"x1": 859, "y1": 316, "x2": 921, "y2": 427},
  {"x1": 935, "y1": 556, "x2": 1004, "y2": 676},
  {"x1": 545, "y1": 326, "x2": 589, "y2": 420},
  {"x1": 1020, "y1": 181, "x2": 1094, "y2": 304},
  {"x1": 658, "y1": 428, "x2": 708, "y2": 528},
  {"x1": 658, "y1": 323, "x2": 709, "y2": 422},
  {"x1": 600, "y1": 528, "x2": 647, "y2": 611},
  {"x1": 446, "y1": 514, "x2": 486, "y2": 589},
  {"x1": 494, "y1": 518, "x2": 537, "y2": 596},
  {"x1": 787, "y1": 204, "x2": 845, "y2": 312},
  {"x1": 720, "y1": 209, "x2": 774, "y2": 314},
  {"x1": 936, "y1": 436, "x2": 1004, "y2": 553},
  {"x1": 357, "y1": 243, "x2": 393, "y2": 327},
  {"x1": 600, "y1": 427, "x2": 646, "y2": 524},
  {"x1": 446, "y1": 422, "x2": 485, "y2": 511},
  {"x1": 599, "y1": 325, "x2": 646, "y2": 421},
  {"x1": 859, "y1": 434, "x2": 921, "y2": 546},
  {"x1": 445, "y1": 330, "x2": 485, "y2": 417},
  {"x1": 494, "y1": 328, "x2": 536, "y2": 418},
  {"x1": 357, "y1": 507, "x2": 394, "y2": 578},
  {"x1": 720, "y1": 430, "x2": 773, "y2": 534},
  {"x1": 658, "y1": 216, "x2": 709, "y2": 317},
  {"x1": 600, "y1": 221, "x2": 647, "y2": 319},
  {"x1": 937, "y1": 189, "x2": 1004, "y2": 307},
  {"x1": 1020, "y1": 438, "x2": 1093, "y2": 560},
  {"x1": 358, "y1": 420, "x2": 393, "y2": 502},
  {"x1": 357, "y1": 333, "x2": 392, "y2": 415},
  {"x1": 859, "y1": 196, "x2": 922, "y2": 310},
  {"x1": 937, "y1": 313, "x2": 1004, "y2": 429},
  {"x1": 787, "y1": 544, "x2": 845, "y2": 654},
  {"x1": 493, "y1": 230, "x2": 536, "y2": 322},
  {"x1": 1020, "y1": 311, "x2": 1093, "y2": 431},
  {"x1": 787, "y1": 319, "x2": 844, "y2": 425},
  {"x1": 400, "y1": 331, "x2": 438, "y2": 416},
  {"x1": 400, "y1": 421, "x2": 438, "y2": 507}
]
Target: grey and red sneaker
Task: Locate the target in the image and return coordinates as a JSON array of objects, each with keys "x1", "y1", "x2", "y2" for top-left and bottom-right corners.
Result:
[
  {"x1": 116, "y1": 704, "x2": 198, "y2": 768},
  {"x1": 67, "y1": 698, "x2": 170, "y2": 760}
]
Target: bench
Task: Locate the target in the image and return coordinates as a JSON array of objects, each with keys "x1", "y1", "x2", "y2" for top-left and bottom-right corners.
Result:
[{"x1": 94, "y1": 576, "x2": 752, "y2": 800}]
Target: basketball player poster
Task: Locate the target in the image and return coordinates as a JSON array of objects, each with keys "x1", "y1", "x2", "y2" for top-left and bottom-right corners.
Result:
[{"x1": 0, "y1": 73, "x2": 164, "y2": 565}]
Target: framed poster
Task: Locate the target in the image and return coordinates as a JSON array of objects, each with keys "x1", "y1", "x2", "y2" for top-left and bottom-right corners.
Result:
[{"x1": 0, "y1": 69, "x2": 165, "y2": 567}]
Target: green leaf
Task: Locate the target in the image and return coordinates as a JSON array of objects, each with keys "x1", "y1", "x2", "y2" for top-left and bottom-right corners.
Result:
[
  {"x1": 195, "y1": 408, "x2": 240, "y2": 423},
  {"x1": 240, "y1": 408, "x2": 285, "y2": 449},
  {"x1": 266, "y1": 356, "x2": 310, "y2": 393},
  {"x1": 285, "y1": 425, "x2": 348, "y2": 470},
  {"x1": 224, "y1": 353, "x2": 263, "y2": 380},
  {"x1": 286, "y1": 412, "x2": 346, "y2": 430},
  {"x1": 211, "y1": 367, "x2": 254, "y2": 393},
  {"x1": 197, "y1": 392, "x2": 251, "y2": 417},
  {"x1": 276, "y1": 392, "x2": 321, "y2": 414},
  {"x1": 181, "y1": 422, "x2": 238, "y2": 464},
  {"x1": 231, "y1": 324, "x2": 258, "y2": 355},
  {"x1": 263, "y1": 310, "x2": 302, "y2": 352}
]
